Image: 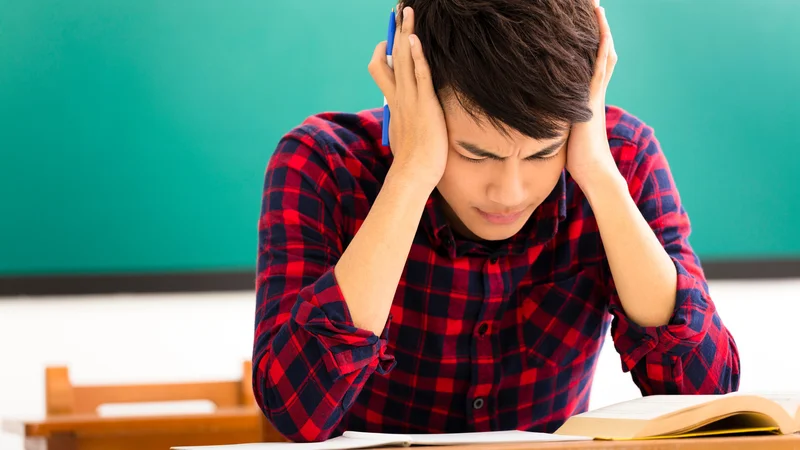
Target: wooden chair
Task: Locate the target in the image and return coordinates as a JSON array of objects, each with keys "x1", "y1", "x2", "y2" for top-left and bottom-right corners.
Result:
[{"x1": 2, "y1": 361, "x2": 285, "y2": 450}]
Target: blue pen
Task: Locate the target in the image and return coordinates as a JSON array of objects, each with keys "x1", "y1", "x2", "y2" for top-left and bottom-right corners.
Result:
[{"x1": 382, "y1": 9, "x2": 396, "y2": 147}]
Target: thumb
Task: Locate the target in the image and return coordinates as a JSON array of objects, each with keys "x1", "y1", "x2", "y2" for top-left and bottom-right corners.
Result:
[{"x1": 368, "y1": 41, "x2": 396, "y2": 104}]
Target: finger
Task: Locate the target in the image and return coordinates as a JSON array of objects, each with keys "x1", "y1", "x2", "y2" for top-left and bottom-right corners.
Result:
[
  {"x1": 590, "y1": 7, "x2": 610, "y2": 95},
  {"x1": 600, "y1": 7, "x2": 618, "y2": 85},
  {"x1": 597, "y1": 5, "x2": 611, "y2": 36},
  {"x1": 409, "y1": 34, "x2": 435, "y2": 100},
  {"x1": 395, "y1": 7, "x2": 418, "y2": 96},
  {"x1": 368, "y1": 41, "x2": 396, "y2": 103}
]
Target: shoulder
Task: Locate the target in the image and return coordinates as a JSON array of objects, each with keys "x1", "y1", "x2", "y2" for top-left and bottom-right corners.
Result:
[
  {"x1": 604, "y1": 104, "x2": 659, "y2": 150},
  {"x1": 264, "y1": 108, "x2": 390, "y2": 230},
  {"x1": 604, "y1": 105, "x2": 665, "y2": 178},
  {"x1": 271, "y1": 108, "x2": 388, "y2": 170}
]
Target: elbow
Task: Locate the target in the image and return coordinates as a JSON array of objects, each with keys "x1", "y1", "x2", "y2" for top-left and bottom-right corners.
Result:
[
  {"x1": 706, "y1": 313, "x2": 741, "y2": 395},
  {"x1": 692, "y1": 328, "x2": 741, "y2": 395},
  {"x1": 261, "y1": 408, "x2": 335, "y2": 444},
  {"x1": 261, "y1": 414, "x2": 333, "y2": 444},
  {"x1": 287, "y1": 428, "x2": 335, "y2": 444},
  {"x1": 722, "y1": 332, "x2": 742, "y2": 393},
  {"x1": 252, "y1": 356, "x2": 334, "y2": 444}
]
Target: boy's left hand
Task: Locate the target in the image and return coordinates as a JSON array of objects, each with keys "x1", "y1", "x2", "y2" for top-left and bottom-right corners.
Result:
[{"x1": 565, "y1": 4, "x2": 620, "y2": 189}]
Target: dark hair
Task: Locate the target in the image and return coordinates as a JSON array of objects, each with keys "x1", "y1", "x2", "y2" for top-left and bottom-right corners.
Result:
[{"x1": 399, "y1": 0, "x2": 600, "y2": 139}]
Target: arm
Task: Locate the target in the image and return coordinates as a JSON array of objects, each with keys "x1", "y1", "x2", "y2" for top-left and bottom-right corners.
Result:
[
  {"x1": 565, "y1": 6, "x2": 739, "y2": 395},
  {"x1": 255, "y1": 8, "x2": 447, "y2": 441},
  {"x1": 581, "y1": 162, "x2": 676, "y2": 328},
  {"x1": 568, "y1": 6, "x2": 676, "y2": 328},
  {"x1": 597, "y1": 125, "x2": 740, "y2": 395},
  {"x1": 253, "y1": 135, "x2": 429, "y2": 442},
  {"x1": 335, "y1": 167, "x2": 432, "y2": 335}
]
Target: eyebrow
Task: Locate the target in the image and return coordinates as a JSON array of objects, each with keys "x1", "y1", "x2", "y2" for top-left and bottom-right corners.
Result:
[{"x1": 456, "y1": 138, "x2": 567, "y2": 160}]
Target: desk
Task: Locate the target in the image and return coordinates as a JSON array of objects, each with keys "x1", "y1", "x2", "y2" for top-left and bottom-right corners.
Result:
[
  {"x1": 415, "y1": 435, "x2": 800, "y2": 450},
  {"x1": 2, "y1": 406, "x2": 285, "y2": 450},
  {"x1": 5, "y1": 416, "x2": 798, "y2": 450}
]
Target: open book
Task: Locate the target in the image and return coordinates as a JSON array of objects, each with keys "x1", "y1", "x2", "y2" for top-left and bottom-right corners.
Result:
[
  {"x1": 171, "y1": 430, "x2": 590, "y2": 449},
  {"x1": 554, "y1": 392, "x2": 800, "y2": 440},
  {"x1": 173, "y1": 393, "x2": 800, "y2": 449}
]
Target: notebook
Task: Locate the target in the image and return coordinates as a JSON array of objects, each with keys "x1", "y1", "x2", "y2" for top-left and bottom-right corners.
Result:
[
  {"x1": 171, "y1": 430, "x2": 591, "y2": 449},
  {"x1": 554, "y1": 392, "x2": 800, "y2": 440}
]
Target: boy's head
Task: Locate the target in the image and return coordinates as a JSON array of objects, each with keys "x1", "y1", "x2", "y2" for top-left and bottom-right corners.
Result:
[{"x1": 397, "y1": 0, "x2": 600, "y2": 242}]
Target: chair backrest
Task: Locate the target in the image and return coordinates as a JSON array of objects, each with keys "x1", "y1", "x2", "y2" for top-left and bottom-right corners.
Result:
[{"x1": 45, "y1": 360, "x2": 255, "y2": 416}]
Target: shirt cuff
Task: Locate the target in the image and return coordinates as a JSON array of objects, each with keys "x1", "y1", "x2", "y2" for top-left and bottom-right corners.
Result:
[
  {"x1": 291, "y1": 269, "x2": 396, "y2": 379},
  {"x1": 609, "y1": 258, "x2": 714, "y2": 372}
]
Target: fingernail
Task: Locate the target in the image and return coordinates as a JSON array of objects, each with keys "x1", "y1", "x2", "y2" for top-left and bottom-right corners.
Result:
[
  {"x1": 403, "y1": 6, "x2": 410, "y2": 20},
  {"x1": 409, "y1": 35, "x2": 415, "y2": 47}
]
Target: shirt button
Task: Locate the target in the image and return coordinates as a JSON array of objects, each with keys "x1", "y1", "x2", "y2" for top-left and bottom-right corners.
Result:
[
  {"x1": 473, "y1": 398, "x2": 485, "y2": 410},
  {"x1": 477, "y1": 323, "x2": 489, "y2": 336}
]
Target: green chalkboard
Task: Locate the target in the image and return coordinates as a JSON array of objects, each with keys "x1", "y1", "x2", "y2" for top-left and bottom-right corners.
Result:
[{"x1": 1, "y1": 0, "x2": 798, "y2": 276}]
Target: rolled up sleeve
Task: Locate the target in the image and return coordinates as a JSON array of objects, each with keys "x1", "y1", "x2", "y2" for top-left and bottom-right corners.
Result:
[
  {"x1": 607, "y1": 121, "x2": 740, "y2": 395},
  {"x1": 289, "y1": 269, "x2": 395, "y2": 380},
  {"x1": 253, "y1": 134, "x2": 395, "y2": 443}
]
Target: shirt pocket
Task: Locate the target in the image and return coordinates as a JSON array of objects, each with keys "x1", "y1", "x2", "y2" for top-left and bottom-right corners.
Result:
[{"x1": 519, "y1": 269, "x2": 606, "y2": 368}]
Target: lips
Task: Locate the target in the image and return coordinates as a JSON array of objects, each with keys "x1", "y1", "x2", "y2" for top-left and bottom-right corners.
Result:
[{"x1": 476, "y1": 208, "x2": 526, "y2": 225}]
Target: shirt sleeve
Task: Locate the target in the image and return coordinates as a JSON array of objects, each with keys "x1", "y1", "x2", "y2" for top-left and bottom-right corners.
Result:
[
  {"x1": 606, "y1": 123, "x2": 741, "y2": 396},
  {"x1": 252, "y1": 133, "x2": 396, "y2": 443}
]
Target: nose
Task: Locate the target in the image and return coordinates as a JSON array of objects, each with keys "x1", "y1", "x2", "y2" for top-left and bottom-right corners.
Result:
[{"x1": 486, "y1": 163, "x2": 526, "y2": 208}]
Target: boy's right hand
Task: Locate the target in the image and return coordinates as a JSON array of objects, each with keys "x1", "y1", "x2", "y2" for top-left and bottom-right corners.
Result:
[{"x1": 369, "y1": 7, "x2": 449, "y2": 191}]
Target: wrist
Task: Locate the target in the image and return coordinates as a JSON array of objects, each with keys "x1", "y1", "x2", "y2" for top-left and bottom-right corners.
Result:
[
  {"x1": 384, "y1": 166, "x2": 437, "y2": 204},
  {"x1": 386, "y1": 164, "x2": 439, "y2": 197},
  {"x1": 577, "y1": 167, "x2": 628, "y2": 206}
]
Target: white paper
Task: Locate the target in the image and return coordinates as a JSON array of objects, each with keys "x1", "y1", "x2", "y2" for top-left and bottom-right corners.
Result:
[
  {"x1": 171, "y1": 435, "x2": 399, "y2": 450},
  {"x1": 343, "y1": 429, "x2": 590, "y2": 445},
  {"x1": 402, "y1": 430, "x2": 590, "y2": 444},
  {"x1": 172, "y1": 430, "x2": 591, "y2": 450},
  {"x1": 574, "y1": 395, "x2": 723, "y2": 420}
]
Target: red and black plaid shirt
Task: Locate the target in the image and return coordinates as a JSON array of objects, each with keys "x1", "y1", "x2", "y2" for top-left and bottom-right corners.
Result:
[{"x1": 253, "y1": 106, "x2": 740, "y2": 443}]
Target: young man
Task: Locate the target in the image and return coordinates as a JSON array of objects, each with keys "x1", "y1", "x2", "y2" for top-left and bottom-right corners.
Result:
[{"x1": 253, "y1": 0, "x2": 740, "y2": 443}]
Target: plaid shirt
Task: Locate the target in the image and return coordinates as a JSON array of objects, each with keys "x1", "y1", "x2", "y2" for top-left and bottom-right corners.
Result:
[{"x1": 253, "y1": 106, "x2": 740, "y2": 442}]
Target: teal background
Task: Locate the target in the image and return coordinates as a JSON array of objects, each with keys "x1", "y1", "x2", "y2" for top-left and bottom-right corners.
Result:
[{"x1": 1, "y1": 0, "x2": 798, "y2": 276}]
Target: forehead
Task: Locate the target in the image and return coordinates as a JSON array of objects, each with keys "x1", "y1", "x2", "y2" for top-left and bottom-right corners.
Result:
[{"x1": 442, "y1": 98, "x2": 568, "y2": 146}]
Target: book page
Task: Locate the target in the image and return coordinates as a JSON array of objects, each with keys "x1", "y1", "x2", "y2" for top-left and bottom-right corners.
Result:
[
  {"x1": 574, "y1": 395, "x2": 723, "y2": 421},
  {"x1": 727, "y1": 391, "x2": 800, "y2": 419}
]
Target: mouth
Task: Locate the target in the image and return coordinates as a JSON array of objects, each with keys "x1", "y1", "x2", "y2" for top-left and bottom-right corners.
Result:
[{"x1": 475, "y1": 207, "x2": 527, "y2": 225}]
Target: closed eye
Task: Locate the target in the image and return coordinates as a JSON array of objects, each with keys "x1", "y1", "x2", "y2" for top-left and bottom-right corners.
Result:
[
  {"x1": 459, "y1": 150, "x2": 560, "y2": 163},
  {"x1": 524, "y1": 150, "x2": 560, "y2": 161},
  {"x1": 456, "y1": 139, "x2": 565, "y2": 164}
]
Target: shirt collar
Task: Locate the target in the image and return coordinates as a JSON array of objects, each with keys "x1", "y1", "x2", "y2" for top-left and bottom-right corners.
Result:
[{"x1": 422, "y1": 170, "x2": 567, "y2": 258}]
